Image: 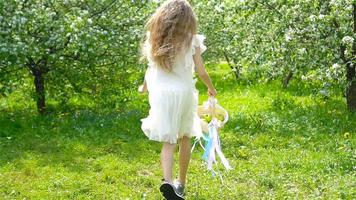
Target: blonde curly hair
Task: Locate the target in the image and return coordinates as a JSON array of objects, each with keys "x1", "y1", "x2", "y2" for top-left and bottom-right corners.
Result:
[{"x1": 143, "y1": 0, "x2": 197, "y2": 71}]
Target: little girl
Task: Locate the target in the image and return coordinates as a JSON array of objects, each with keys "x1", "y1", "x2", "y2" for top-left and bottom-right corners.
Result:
[{"x1": 139, "y1": 0, "x2": 216, "y2": 199}]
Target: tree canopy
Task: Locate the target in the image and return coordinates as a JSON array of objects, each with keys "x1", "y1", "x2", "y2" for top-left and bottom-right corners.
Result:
[{"x1": 0, "y1": 0, "x2": 355, "y2": 113}]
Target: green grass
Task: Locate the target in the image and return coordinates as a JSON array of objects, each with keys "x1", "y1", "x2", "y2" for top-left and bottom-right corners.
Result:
[{"x1": 0, "y1": 65, "x2": 355, "y2": 199}]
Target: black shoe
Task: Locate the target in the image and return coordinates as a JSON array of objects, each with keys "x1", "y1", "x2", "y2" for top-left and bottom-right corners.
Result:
[{"x1": 160, "y1": 182, "x2": 185, "y2": 200}]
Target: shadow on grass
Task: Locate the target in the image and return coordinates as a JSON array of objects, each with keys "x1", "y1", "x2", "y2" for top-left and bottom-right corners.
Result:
[
  {"x1": 0, "y1": 108, "x2": 160, "y2": 172},
  {"x1": 1, "y1": 81, "x2": 354, "y2": 176}
]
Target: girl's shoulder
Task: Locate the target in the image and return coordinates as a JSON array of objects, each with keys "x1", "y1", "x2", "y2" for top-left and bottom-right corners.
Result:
[{"x1": 192, "y1": 34, "x2": 207, "y2": 55}]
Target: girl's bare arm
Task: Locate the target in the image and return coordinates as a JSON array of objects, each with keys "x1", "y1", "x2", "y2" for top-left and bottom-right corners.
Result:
[
  {"x1": 193, "y1": 47, "x2": 217, "y2": 97},
  {"x1": 138, "y1": 79, "x2": 147, "y2": 93}
]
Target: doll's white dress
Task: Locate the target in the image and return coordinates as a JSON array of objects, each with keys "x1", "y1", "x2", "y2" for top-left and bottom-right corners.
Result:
[{"x1": 141, "y1": 34, "x2": 207, "y2": 144}]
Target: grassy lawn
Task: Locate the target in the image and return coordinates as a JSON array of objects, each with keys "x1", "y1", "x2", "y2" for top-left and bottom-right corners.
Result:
[{"x1": 0, "y1": 65, "x2": 355, "y2": 199}]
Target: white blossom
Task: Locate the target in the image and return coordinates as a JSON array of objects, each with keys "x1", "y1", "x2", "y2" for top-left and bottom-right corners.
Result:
[
  {"x1": 342, "y1": 36, "x2": 354, "y2": 45},
  {"x1": 332, "y1": 63, "x2": 340, "y2": 70},
  {"x1": 77, "y1": 17, "x2": 83, "y2": 22},
  {"x1": 215, "y1": 4, "x2": 224, "y2": 13},
  {"x1": 329, "y1": 0, "x2": 338, "y2": 6},
  {"x1": 318, "y1": 14, "x2": 325, "y2": 20},
  {"x1": 319, "y1": 89, "x2": 328, "y2": 96},
  {"x1": 298, "y1": 48, "x2": 306, "y2": 54},
  {"x1": 309, "y1": 15, "x2": 316, "y2": 22}
]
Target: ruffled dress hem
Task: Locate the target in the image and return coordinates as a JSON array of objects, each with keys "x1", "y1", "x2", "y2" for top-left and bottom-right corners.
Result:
[{"x1": 141, "y1": 118, "x2": 202, "y2": 144}]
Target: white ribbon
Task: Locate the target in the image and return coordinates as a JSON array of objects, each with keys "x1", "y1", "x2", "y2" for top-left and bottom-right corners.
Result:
[
  {"x1": 206, "y1": 118, "x2": 232, "y2": 170},
  {"x1": 192, "y1": 97, "x2": 232, "y2": 173}
]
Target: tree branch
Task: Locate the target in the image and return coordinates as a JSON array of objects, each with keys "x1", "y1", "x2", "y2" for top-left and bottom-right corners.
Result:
[{"x1": 89, "y1": 0, "x2": 118, "y2": 18}]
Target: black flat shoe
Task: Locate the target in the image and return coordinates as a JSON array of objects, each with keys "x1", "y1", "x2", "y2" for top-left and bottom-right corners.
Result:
[{"x1": 160, "y1": 182, "x2": 185, "y2": 200}]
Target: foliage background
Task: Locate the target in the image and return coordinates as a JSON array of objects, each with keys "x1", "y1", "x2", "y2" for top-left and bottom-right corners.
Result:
[
  {"x1": 0, "y1": 0, "x2": 354, "y2": 112},
  {"x1": 0, "y1": 0, "x2": 355, "y2": 199}
]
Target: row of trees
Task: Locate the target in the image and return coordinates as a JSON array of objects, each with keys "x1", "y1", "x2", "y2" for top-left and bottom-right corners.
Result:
[
  {"x1": 194, "y1": 0, "x2": 355, "y2": 109},
  {"x1": 0, "y1": 0, "x2": 154, "y2": 114},
  {"x1": 0, "y1": 0, "x2": 355, "y2": 114}
]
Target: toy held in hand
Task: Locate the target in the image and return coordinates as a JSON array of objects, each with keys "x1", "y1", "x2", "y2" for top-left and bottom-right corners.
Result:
[
  {"x1": 193, "y1": 97, "x2": 232, "y2": 174},
  {"x1": 198, "y1": 98, "x2": 228, "y2": 133}
]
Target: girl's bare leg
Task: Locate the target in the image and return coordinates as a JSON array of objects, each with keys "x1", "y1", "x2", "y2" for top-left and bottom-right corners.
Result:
[
  {"x1": 161, "y1": 143, "x2": 177, "y2": 183},
  {"x1": 178, "y1": 136, "x2": 191, "y2": 185}
]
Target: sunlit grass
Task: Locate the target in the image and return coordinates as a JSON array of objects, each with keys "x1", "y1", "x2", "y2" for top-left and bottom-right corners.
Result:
[{"x1": 0, "y1": 64, "x2": 355, "y2": 199}]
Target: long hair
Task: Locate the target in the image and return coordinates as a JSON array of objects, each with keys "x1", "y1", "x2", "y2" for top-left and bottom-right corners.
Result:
[{"x1": 143, "y1": 0, "x2": 197, "y2": 71}]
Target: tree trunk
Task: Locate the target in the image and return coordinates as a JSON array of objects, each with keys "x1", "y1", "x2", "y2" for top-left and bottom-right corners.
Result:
[
  {"x1": 346, "y1": 78, "x2": 356, "y2": 111},
  {"x1": 223, "y1": 51, "x2": 240, "y2": 79},
  {"x1": 346, "y1": 3, "x2": 356, "y2": 111},
  {"x1": 282, "y1": 71, "x2": 293, "y2": 88},
  {"x1": 33, "y1": 70, "x2": 46, "y2": 114}
]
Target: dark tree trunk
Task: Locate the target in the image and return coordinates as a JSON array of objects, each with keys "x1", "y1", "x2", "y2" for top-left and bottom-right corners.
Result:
[
  {"x1": 26, "y1": 57, "x2": 50, "y2": 115},
  {"x1": 223, "y1": 51, "x2": 240, "y2": 79},
  {"x1": 345, "y1": 3, "x2": 356, "y2": 111},
  {"x1": 346, "y1": 77, "x2": 356, "y2": 111},
  {"x1": 282, "y1": 71, "x2": 293, "y2": 88},
  {"x1": 33, "y1": 69, "x2": 46, "y2": 114}
]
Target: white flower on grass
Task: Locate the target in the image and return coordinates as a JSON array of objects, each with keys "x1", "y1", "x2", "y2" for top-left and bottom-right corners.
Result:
[
  {"x1": 285, "y1": 29, "x2": 294, "y2": 42},
  {"x1": 342, "y1": 36, "x2": 354, "y2": 45}
]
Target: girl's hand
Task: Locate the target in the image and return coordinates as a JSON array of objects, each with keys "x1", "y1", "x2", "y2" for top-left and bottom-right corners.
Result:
[
  {"x1": 208, "y1": 87, "x2": 217, "y2": 97},
  {"x1": 138, "y1": 84, "x2": 147, "y2": 94}
]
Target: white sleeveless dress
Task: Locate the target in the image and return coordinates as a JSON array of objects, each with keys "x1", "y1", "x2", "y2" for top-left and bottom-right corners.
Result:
[{"x1": 141, "y1": 34, "x2": 207, "y2": 144}]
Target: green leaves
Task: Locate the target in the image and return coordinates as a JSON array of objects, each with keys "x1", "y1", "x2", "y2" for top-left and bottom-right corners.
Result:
[
  {"x1": 0, "y1": 0, "x2": 155, "y2": 112},
  {"x1": 193, "y1": 0, "x2": 353, "y2": 91},
  {"x1": 0, "y1": 0, "x2": 354, "y2": 111}
]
